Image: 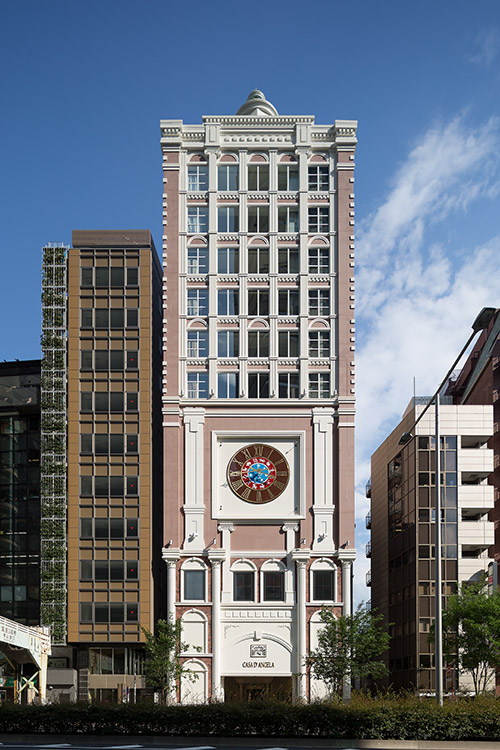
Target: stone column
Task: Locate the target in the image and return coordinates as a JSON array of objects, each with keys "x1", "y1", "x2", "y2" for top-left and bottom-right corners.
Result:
[
  {"x1": 208, "y1": 549, "x2": 226, "y2": 700},
  {"x1": 218, "y1": 523, "x2": 234, "y2": 603},
  {"x1": 339, "y1": 553, "x2": 354, "y2": 701},
  {"x1": 291, "y1": 549, "x2": 310, "y2": 701},
  {"x1": 162, "y1": 549, "x2": 180, "y2": 622}
]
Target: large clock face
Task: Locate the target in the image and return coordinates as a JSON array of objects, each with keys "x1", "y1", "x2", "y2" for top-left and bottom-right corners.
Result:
[{"x1": 227, "y1": 443, "x2": 290, "y2": 504}]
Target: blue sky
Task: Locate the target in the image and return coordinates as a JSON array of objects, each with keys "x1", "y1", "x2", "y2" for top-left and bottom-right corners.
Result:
[{"x1": 2, "y1": 0, "x2": 500, "y2": 602}]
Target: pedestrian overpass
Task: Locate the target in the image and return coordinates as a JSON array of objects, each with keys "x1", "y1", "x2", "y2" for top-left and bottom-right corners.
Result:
[{"x1": 0, "y1": 616, "x2": 51, "y2": 703}]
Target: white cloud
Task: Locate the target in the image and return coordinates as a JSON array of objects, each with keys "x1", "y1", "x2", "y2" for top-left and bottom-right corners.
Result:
[
  {"x1": 468, "y1": 28, "x2": 500, "y2": 66},
  {"x1": 353, "y1": 113, "x2": 500, "y2": 605}
]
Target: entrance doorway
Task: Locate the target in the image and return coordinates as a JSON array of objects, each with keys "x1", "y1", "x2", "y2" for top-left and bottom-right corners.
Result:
[{"x1": 224, "y1": 676, "x2": 293, "y2": 702}]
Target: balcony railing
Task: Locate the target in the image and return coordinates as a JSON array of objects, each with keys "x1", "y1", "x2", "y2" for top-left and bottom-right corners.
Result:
[
  {"x1": 365, "y1": 512, "x2": 371, "y2": 529},
  {"x1": 366, "y1": 478, "x2": 371, "y2": 498},
  {"x1": 365, "y1": 541, "x2": 371, "y2": 558},
  {"x1": 366, "y1": 570, "x2": 372, "y2": 586}
]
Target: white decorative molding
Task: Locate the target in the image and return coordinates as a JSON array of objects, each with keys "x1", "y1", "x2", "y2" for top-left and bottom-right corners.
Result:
[
  {"x1": 247, "y1": 276, "x2": 271, "y2": 284},
  {"x1": 186, "y1": 193, "x2": 208, "y2": 200},
  {"x1": 312, "y1": 408, "x2": 336, "y2": 552},
  {"x1": 276, "y1": 275, "x2": 299, "y2": 283},
  {"x1": 217, "y1": 275, "x2": 239, "y2": 283},
  {"x1": 247, "y1": 193, "x2": 270, "y2": 201},
  {"x1": 277, "y1": 359, "x2": 300, "y2": 367},
  {"x1": 218, "y1": 358, "x2": 238, "y2": 366},
  {"x1": 276, "y1": 192, "x2": 299, "y2": 200},
  {"x1": 186, "y1": 275, "x2": 208, "y2": 283},
  {"x1": 223, "y1": 608, "x2": 293, "y2": 620},
  {"x1": 276, "y1": 234, "x2": 299, "y2": 242},
  {"x1": 183, "y1": 408, "x2": 206, "y2": 550},
  {"x1": 309, "y1": 275, "x2": 330, "y2": 283},
  {"x1": 276, "y1": 317, "x2": 299, "y2": 325},
  {"x1": 217, "y1": 316, "x2": 239, "y2": 324}
]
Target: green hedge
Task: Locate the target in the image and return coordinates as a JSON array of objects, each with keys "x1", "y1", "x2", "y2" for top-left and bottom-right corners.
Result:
[{"x1": 0, "y1": 696, "x2": 500, "y2": 740}]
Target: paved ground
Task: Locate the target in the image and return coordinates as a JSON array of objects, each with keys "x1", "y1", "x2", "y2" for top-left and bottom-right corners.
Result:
[{"x1": 0, "y1": 737, "x2": 498, "y2": 750}]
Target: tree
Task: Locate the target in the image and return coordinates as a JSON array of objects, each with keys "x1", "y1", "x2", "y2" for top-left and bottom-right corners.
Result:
[
  {"x1": 306, "y1": 604, "x2": 390, "y2": 697},
  {"x1": 141, "y1": 618, "x2": 198, "y2": 703},
  {"x1": 437, "y1": 576, "x2": 500, "y2": 694}
]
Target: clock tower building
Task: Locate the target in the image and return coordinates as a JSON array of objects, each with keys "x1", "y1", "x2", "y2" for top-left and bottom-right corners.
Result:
[{"x1": 161, "y1": 91, "x2": 357, "y2": 702}]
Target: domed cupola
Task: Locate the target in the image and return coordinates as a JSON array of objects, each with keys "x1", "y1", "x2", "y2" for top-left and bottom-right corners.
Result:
[{"x1": 236, "y1": 90, "x2": 279, "y2": 116}]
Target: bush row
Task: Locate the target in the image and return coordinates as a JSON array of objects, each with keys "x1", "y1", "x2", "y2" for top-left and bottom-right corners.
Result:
[{"x1": 0, "y1": 695, "x2": 500, "y2": 740}]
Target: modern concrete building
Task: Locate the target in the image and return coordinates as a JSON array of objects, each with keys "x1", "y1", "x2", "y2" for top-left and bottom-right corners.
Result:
[
  {"x1": 41, "y1": 231, "x2": 163, "y2": 701},
  {"x1": 367, "y1": 398, "x2": 494, "y2": 693},
  {"x1": 160, "y1": 90, "x2": 357, "y2": 702}
]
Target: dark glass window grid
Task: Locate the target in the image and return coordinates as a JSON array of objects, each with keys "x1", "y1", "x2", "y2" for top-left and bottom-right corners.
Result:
[
  {"x1": 263, "y1": 571, "x2": 284, "y2": 601},
  {"x1": 80, "y1": 267, "x2": 139, "y2": 288},
  {"x1": 80, "y1": 560, "x2": 138, "y2": 581},
  {"x1": 184, "y1": 569, "x2": 205, "y2": 600},
  {"x1": 313, "y1": 570, "x2": 335, "y2": 600},
  {"x1": 80, "y1": 518, "x2": 138, "y2": 539},
  {"x1": 80, "y1": 602, "x2": 138, "y2": 623},
  {"x1": 233, "y1": 571, "x2": 255, "y2": 601}
]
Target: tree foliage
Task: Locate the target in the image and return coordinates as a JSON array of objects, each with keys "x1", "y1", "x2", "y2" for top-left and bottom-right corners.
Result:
[
  {"x1": 141, "y1": 618, "x2": 198, "y2": 703},
  {"x1": 306, "y1": 604, "x2": 390, "y2": 696},
  {"x1": 438, "y1": 576, "x2": 500, "y2": 694}
]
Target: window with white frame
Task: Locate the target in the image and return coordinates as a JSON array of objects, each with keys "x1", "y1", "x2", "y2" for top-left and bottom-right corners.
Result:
[
  {"x1": 187, "y1": 247, "x2": 209, "y2": 274},
  {"x1": 278, "y1": 207, "x2": 299, "y2": 232},
  {"x1": 217, "y1": 330, "x2": 239, "y2": 357},
  {"x1": 248, "y1": 164, "x2": 269, "y2": 191},
  {"x1": 308, "y1": 207, "x2": 329, "y2": 233},
  {"x1": 278, "y1": 373, "x2": 299, "y2": 398},
  {"x1": 217, "y1": 289, "x2": 239, "y2": 315},
  {"x1": 278, "y1": 247, "x2": 299, "y2": 274},
  {"x1": 308, "y1": 165, "x2": 329, "y2": 191},
  {"x1": 187, "y1": 373, "x2": 209, "y2": 399},
  {"x1": 218, "y1": 372, "x2": 238, "y2": 398},
  {"x1": 278, "y1": 289, "x2": 299, "y2": 315},
  {"x1": 248, "y1": 372, "x2": 270, "y2": 398},
  {"x1": 308, "y1": 246, "x2": 329, "y2": 274},
  {"x1": 181, "y1": 610, "x2": 208, "y2": 654},
  {"x1": 218, "y1": 206, "x2": 239, "y2": 232},
  {"x1": 187, "y1": 289, "x2": 208, "y2": 316},
  {"x1": 310, "y1": 560, "x2": 336, "y2": 601},
  {"x1": 218, "y1": 164, "x2": 239, "y2": 191},
  {"x1": 278, "y1": 165, "x2": 299, "y2": 191},
  {"x1": 187, "y1": 165, "x2": 208, "y2": 192},
  {"x1": 309, "y1": 330, "x2": 330, "y2": 357},
  {"x1": 309, "y1": 372, "x2": 330, "y2": 398},
  {"x1": 248, "y1": 206, "x2": 269, "y2": 234},
  {"x1": 261, "y1": 561, "x2": 286, "y2": 601},
  {"x1": 182, "y1": 560, "x2": 207, "y2": 600},
  {"x1": 231, "y1": 560, "x2": 257, "y2": 602},
  {"x1": 187, "y1": 330, "x2": 209, "y2": 358},
  {"x1": 248, "y1": 330, "x2": 270, "y2": 358},
  {"x1": 308, "y1": 289, "x2": 330, "y2": 316},
  {"x1": 187, "y1": 207, "x2": 209, "y2": 234},
  {"x1": 248, "y1": 246, "x2": 269, "y2": 274},
  {"x1": 248, "y1": 289, "x2": 269, "y2": 316},
  {"x1": 218, "y1": 247, "x2": 239, "y2": 274},
  {"x1": 278, "y1": 330, "x2": 299, "y2": 357}
]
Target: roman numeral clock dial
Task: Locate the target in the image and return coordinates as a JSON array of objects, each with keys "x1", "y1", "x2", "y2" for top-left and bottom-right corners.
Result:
[{"x1": 227, "y1": 444, "x2": 290, "y2": 504}]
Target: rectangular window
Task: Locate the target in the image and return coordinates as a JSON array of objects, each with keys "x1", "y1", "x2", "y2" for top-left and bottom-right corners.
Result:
[
  {"x1": 80, "y1": 392, "x2": 92, "y2": 412},
  {"x1": 110, "y1": 268, "x2": 125, "y2": 287},
  {"x1": 187, "y1": 247, "x2": 209, "y2": 274},
  {"x1": 127, "y1": 393, "x2": 138, "y2": 411},
  {"x1": 187, "y1": 331, "x2": 209, "y2": 358},
  {"x1": 126, "y1": 561, "x2": 138, "y2": 580},
  {"x1": 218, "y1": 206, "x2": 239, "y2": 233},
  {"x1": 218, "y1": 289, "x2": 239, "y2": 315},
  {"x1": 248, "y1": 164, "x2": 269, "y2": 191},
  {"x1": 126, "y1": 351, "x2": 138, "y2": 369},
  {"x1": 126, "y1": 309, "x2": 138, "y2": 328},
  {"x1": 278, "y1": 373, "x2": 300, "y2": 399},
  {"x1": 127, "y1": 268, "x2": 139, "y2": 287},
  {"x1": 110, "y1": 351, "x2": 125, "y2": 370},
  {"x1": 81, "y1": 268, "x2": 93, "y2": 287},
  {"x1": 263, "y1": 571, "x2": 284, "y2": 601},
  {"x1": 184, "y1": 570, "x2": 205, "y2": 600},
  {"x1": 95, "y1": 268, "x2": 109, "y2": 287},
  {"x1": 187, "y1": 207, "x2": 209, "y2": 233},
  {"x1": 248, "y1": 247, "x2": 269, "y2": 274},
  {"x1": 248, "y1": 372, "x2": 270, "y2": 399},
  {"x1": 278, "y1": 207, "x2": 299, "y2": 233},
  {"x1": 187, "y1": 165, "x2": 208, "y2": 192},
  {"x1": 278, "y1": 165, "x2": 299, "y2": 191},
  {"x1": 313, "y1": 570, "x2": 335, "y2": 600},
  {"x1": 187, "y1": 289, "x2": 209, "y2": 316},
  {"x1": 81, "y1": 309, "x2": 93, "y2": 327},
  {"x1": 217, "y1": 330, "x2": 239, "y2": 357},
  {"x1": 308, "y1": 207, "x2": 329, "y2": 233},
  {"x1": 308, "y1": 166, "x2": 329, "y2": 191},
  {"x1": 278, "y1": 289, "x2": 299, "y2": 315},
  {"x1": 278, "y1": 248, "x2": 299, "y2": 274},
  {"x1": 309, "y1": 331, "x2": 330, "y2": 357},
  {"x1": 234, "y1": 571, "x2": 254, "y2": 601},
  {"x1": 309, "y1": 373, "x2": 330, "y2": 398},
  {"x1": 126, "y1": 477, "x2": 138, "y2": 496},
  {"x1": 80, "y1": 561, "x2": 93, "y2": 581},
  {"x1": 308, "y1": 247, "x2": 330, "y2": 274},
  {"x1": 248, "y1": 289, "x2": 269, "y2": 317},
  {"x1": 248, "y1": 331, "x2": 269, "y2": 358},
  {"x1": 309, "y1": 290, "x2": 330, "y2": 316},
  {"x1": 218, "y1": 372, "x2": 239, "y2": 398},
  {"x1": 218, "y1": 165, "x2": 239, "y2": 191},
  {"x1": 187, "y1": 373, "x2": 209, "y2": 399},
  {"x1": 278, "y1": 331, "x2": 299, "y2": 357},
  {"x1": 126, "y1": 435, "x2": 138, "y2": 453},
  {"x1": 218, "y1": 248, "x2": 239, "y2": 274},
  {"x1": 248, "y1": 206, "x2": 269, "y2": 234}
]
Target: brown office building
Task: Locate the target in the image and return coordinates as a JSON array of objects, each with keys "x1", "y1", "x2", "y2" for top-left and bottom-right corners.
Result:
[{"x1": 41, "y1": 231, "x2": 163, "y2": 702}]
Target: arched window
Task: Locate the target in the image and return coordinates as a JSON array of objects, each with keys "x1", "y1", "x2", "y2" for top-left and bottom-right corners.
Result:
[
  {"x1": 309, "y1": 558, "x2": 337, "y2": 603},
  {"x1": 180, "y1": 558, "x2": 208, "y2": 602},
  {"x1": 181, "y1": 610, "x2": 208, "y2": 653},
  {"x1": 180, "y1": 659, "x2": 208, "y2": 704},
  {"x1": 231, "y1": 559, "x2": 257, "y2": 603},
  {"x1": 260, "y1": 559, "x2": 286, "y2": 602}
]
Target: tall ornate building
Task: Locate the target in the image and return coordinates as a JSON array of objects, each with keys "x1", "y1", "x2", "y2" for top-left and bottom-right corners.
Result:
[{"x1": 161, "y1": 91, "x2": 357, "y2": 701}]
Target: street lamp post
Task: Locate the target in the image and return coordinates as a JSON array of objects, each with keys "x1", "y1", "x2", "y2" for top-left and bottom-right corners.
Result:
[{"x1": 398, "y1": 307, "x2": 495, "y2": 705}]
